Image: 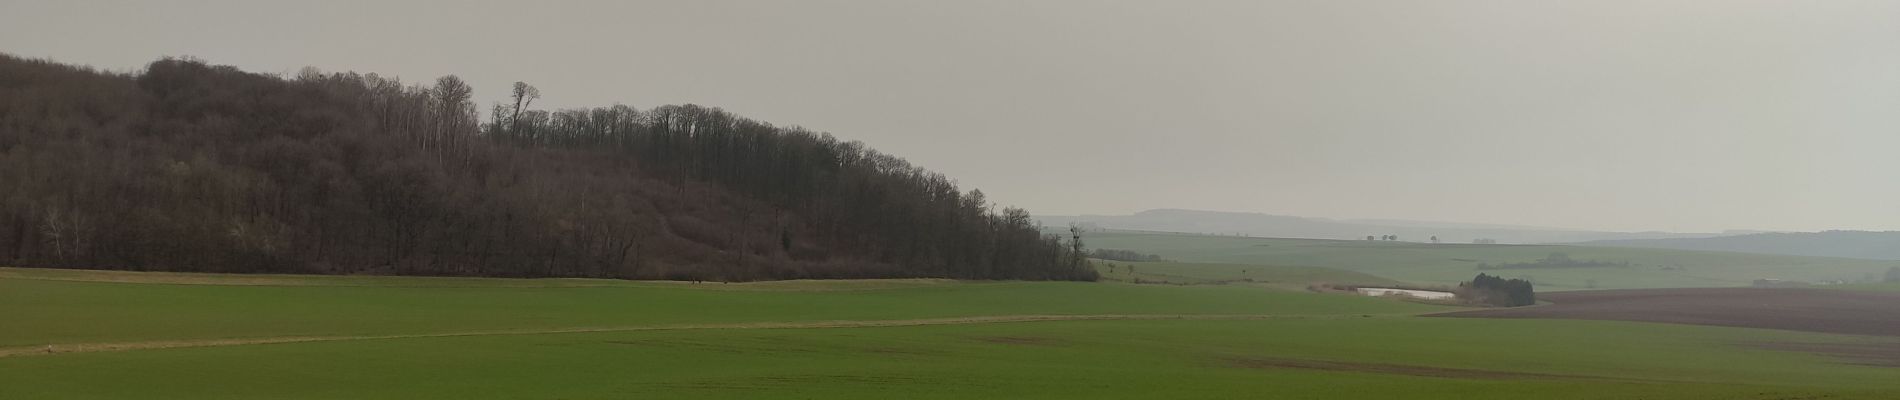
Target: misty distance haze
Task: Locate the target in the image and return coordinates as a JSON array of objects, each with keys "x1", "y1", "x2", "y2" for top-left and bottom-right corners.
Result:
[{"x1": 4, "y1": 0, "x2": 1896, "y2": 233}]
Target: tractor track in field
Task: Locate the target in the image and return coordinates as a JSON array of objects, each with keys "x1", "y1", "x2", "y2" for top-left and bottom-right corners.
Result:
[{"x1": 0, "y1": 313, "x2": 1356, "y2": 358}]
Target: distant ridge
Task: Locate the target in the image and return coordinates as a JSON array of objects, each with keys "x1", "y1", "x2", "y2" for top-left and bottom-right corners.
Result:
[
  {"x1": 1036, "y1": 209, "x2": 1725, "y2": 244},
  {"x1": 1579, "y1": 231, "x2": 1900, "y2": 260}
]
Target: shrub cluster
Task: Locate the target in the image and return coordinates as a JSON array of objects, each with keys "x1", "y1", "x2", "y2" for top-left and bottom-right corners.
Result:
[{"x1": 1459, "y1": 273, "x2": 1535, "y2": 307}]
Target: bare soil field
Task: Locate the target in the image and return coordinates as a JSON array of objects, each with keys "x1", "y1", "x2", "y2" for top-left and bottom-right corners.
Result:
[{"x1": 1432, "y1": 288, "x2": 1900, "y2": 337}]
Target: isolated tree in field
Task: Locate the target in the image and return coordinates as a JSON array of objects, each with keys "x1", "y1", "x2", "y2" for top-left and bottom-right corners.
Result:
[
  {"x1": 1366, "y1": 235, "x2": 1375, "y2": 241},
  {"x1": 1430, "y1": 236, "x2": 1439, "y2": 244}
]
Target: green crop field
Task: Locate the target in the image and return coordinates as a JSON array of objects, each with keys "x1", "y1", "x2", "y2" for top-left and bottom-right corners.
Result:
[
  {"x1": 6, "y1": 267, "x2": 1900, "y2": 399},
  {"x1": 1081, "y1": 230, "x2": 1898, "y2": 290}
]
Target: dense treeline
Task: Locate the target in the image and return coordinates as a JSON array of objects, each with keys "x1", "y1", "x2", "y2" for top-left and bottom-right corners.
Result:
[
  {"x1": 0, "y1": 55, "x2": 1095, "y2": 281},
  {"x1": 1458, "y1": 273, "x2": 1535, "y2": 307}
]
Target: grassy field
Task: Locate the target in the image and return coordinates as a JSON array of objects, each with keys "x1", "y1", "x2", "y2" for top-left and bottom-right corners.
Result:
[
  {"x1": 1082, "y1": 231, "x2": 1898, "y2": 290},
  {"x1": 1091, "y1": 260, "x2": 1400, "y2": 289},
  {"x1": 6, "y1": 267, "x2": 1900, "y2": 399},
  {"x1": 10, "y1": 319, "x2": 1900, "y2": 399},
  {"x1": 0, "y1": 268, "x2": 1440, "y2": 348}
]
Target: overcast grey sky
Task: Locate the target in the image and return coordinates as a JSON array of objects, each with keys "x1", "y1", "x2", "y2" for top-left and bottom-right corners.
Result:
[{"x1": 3, "y1": 0, "x2": 1897, "y2": 233}]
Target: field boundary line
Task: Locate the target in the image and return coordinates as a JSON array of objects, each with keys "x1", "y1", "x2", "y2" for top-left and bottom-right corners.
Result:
[{"x1": 0, "y1": 313, "x2": 1388, "y2": 358}]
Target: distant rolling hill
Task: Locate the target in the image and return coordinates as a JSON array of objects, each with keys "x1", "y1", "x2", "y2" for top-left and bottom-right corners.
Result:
[
  {"x1": 1038, "y1": 209, "x2": 1724, "y2": 244},
  {"x1": 1077, "y1": 230, "x2": 1898, "y2": 291},
  {"x1": 1580, "y1": 231, "x2": 1900, "y2": 261}
]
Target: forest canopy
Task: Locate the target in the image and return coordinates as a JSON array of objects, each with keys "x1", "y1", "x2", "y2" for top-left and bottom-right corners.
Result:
[{"x1": 0, "y1": 54, "x2": 1096, "y2": 282}]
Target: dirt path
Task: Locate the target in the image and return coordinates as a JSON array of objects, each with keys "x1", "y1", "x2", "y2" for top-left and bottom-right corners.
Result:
[{"x1": 0, "y1": 314, "x2": 1332, "y2": 359}]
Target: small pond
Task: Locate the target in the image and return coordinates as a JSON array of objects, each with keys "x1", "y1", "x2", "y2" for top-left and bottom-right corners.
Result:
[{"x1": 1355, "y1": 287, "x2": 1455, "y2": 300}]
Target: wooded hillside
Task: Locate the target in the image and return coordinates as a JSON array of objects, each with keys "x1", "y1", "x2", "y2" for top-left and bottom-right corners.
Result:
[{"x1": 0, "y1": 55, "x2": 1095, "y2": 281}]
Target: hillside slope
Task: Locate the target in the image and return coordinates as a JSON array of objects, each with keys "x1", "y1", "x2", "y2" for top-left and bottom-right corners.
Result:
[
  {"x1": 1581, "y1": 231, "x2": 1900, "y2": 260},
  {"x1": 0, "y1": 55, "x2": 1093, "y2": 281}
]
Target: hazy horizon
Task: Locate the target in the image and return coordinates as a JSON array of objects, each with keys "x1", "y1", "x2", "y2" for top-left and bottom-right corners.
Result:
[
  {"x1": 5, "y1": 0, "x2": 1897, "y2": 233},
  {"x1": 1037, "y1": 208, "x2": 1722, "y2": 234}
]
